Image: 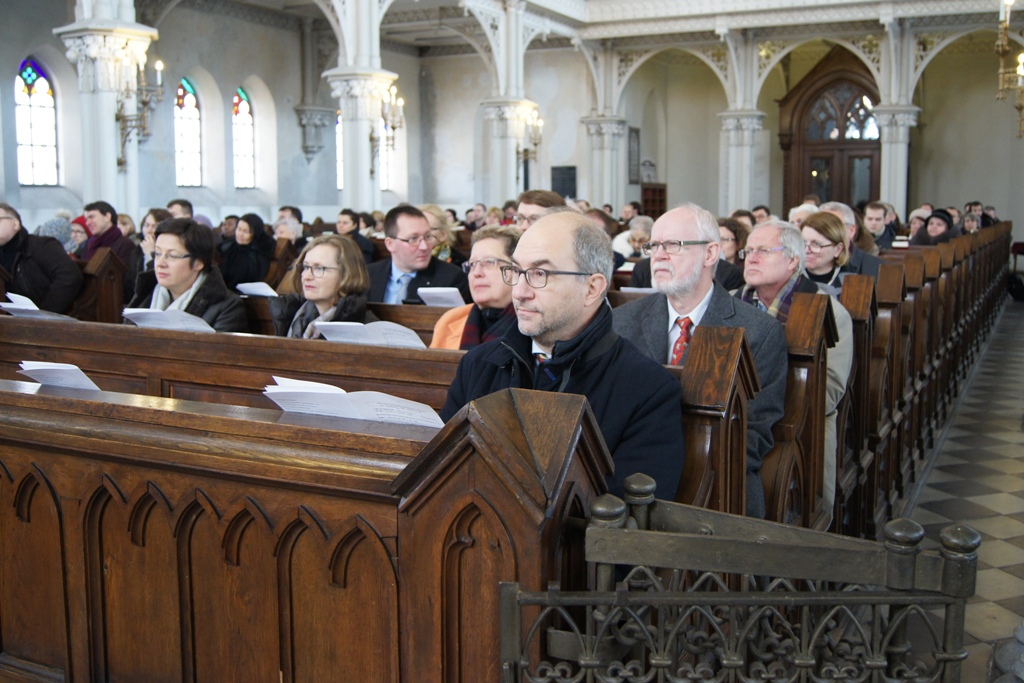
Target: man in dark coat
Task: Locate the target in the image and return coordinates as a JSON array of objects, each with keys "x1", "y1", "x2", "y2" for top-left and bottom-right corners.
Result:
[
  {"x1": 613, "y1": 203, "x2": 787, "y2": 518},
  {"x1": 83, "y1": 200, "x2": 141, "y2": 302},
  {"x1": 441, "y1": 211, "x2": 685, "y2": 501},
  {"x1": 366, "y1": 205, "x2": 470, "y2": 304},
  {"x1": 0, "y1": 203, "x2": 83, "y2": 313}
]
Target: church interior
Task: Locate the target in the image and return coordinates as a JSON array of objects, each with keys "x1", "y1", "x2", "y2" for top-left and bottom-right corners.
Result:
[{"x1": 2, "y1": 0, "x2": 1024, "y2": 681}]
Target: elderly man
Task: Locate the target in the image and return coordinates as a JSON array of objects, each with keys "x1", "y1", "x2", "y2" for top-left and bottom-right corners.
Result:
[
  {"x1": 366, "y1": 205, "x2": 470, "y2": 305},
  {"x1": 0, "y1": 202, "x2": 83, "y2": 313},
  {"x1": 613, "y1": 203, "x2": 787, "y2": 518},
  {"x1": 820, "y1": 201, "x2": 883, "y2": 279},
  {"x1": 737, "y1": 220, "x2": 853, "y2": 525},
  {"x1": 514, "y1": 190, "x2": 566, "y2": 231},
  {"x1": 441, "y1": 210, "x2": 685, "y2": 501}
]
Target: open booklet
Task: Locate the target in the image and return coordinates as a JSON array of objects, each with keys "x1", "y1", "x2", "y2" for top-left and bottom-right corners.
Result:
[
  {"x1": 0, "y1": 292, "x2": 77, "y2": 320},
  {"x1": 263, "y1": 376, "x2": 444, "y2": 429},
  {"x1": 236, "y1": 282, "x2": 280, "y2": 297},
  {"x1": 122, "y1": 308, "x2": 216, "y2": 333},
  {"x1": 17, "y1": 361, "x2": 101, "y2": 391},
  {"x1": 314, "y1": 320, "x2": 425, "y2": 348},
  {"x1": 416, "y1": 287, "x2": 465, "y2": 308}
]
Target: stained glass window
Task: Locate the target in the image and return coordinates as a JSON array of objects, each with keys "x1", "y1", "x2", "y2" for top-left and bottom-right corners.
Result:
[
  {"x1": 232, "y1": 88, "x2": 254, "y2": 188},
  {"x1": 174, "y1": 79, "x2": 202, "y2": 187},
  {"x1": 342, "y1": 110, "x2": 350, "y2": 191},
  {"x1": 805, "y1": 82, "x2": 878, "y2": 142},
  {"x1": 15, "y1": 59, "x2": 58, "y2": 186}
]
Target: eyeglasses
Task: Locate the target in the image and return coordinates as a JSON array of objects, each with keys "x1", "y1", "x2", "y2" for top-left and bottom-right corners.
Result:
[
  {"x1": 301, "y1": 264, "x2": 340, "y2": 278},
  {"x1": 804, "y1": 241, "x2": 837, "y2": 254},
  {"x1": 390, "y1": 233, "x2": 439, "y2": 247},
  {"x1": 738, "y1": 246, "x2": 787, "y2": 259},
  {"x1": 500, "y1": 265, "x2": 591, "y2": 288},
  {"x1": 462, "y1": 257, "x2": 511, "y2": 273},
  {"x1": 719, "y1": 236, "x2": 736, "y2": 243},
  {"x1": 152, "y1": 250, "x2": 192, "y2": 261},
  {"x1": 513, "y1": 214, "x2": 542, "y2": 227},
  {"x1": 0, "y1": 216, "x2": 16, "y2": 222},
  {"x1": 641, "y1": 240, "x2": 709, "y2": 256}
]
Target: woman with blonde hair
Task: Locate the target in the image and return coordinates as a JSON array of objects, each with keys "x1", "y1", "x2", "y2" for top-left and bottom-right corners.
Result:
[
  {"x1": 419, "y1": 203, "x2": 467, "y2": 267},
  {"x1": 801, "y1": 211, "x2": 850, "y2": 294},
  {"x1": 273, "y1": 234, "x2": 374, "y2": 338}
]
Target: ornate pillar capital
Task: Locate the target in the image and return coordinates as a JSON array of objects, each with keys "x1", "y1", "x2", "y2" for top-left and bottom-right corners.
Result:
[
  {"x1": 55, "y1": 21, "x2": 158, "y2": 93},
  {"x1": 294, "y1": 105, "x2": 336, "y2": 162},
  {"x1": 480, "y1": 98, "x2": 536, "y2": 138},
  {"x1": 873, "y1": 104, "x2": 920, "y2": 133},
  {"x1": 324, "y1": 67, "x2": 397, "y2": 121},
  {"x1": 717, "y1": 109, "x2": 765, "y2": 132},
  {"x1": 581, "y1": 116, "x2": 626, "y2": 151}
]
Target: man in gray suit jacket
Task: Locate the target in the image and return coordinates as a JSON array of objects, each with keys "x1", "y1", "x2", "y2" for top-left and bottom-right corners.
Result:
[{"x1": 612, "y1": 203, "x2": 788, "y2": 519}]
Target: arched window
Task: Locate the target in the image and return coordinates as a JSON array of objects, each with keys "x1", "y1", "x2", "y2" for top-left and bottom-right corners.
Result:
[
  {"x1": 15, "y1": 58, "x2": 58, "y2": 186},
  {"x1": 342, "y1": 110, "x2": 350, "y2": 191},
  {"x1": 232, "y1": 88, "x2": 254, "y2": 188},
  {"x1": 174, "y1": 78, "x2": 202, "y2": 187},
  {"x1": 805, "y1": 82, "x2": 879, "y2": 142}
]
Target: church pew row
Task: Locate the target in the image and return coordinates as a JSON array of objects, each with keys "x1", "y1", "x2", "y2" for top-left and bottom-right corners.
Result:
[
  {"x1": 0, "y1": 315, "x2": 755, "y2": 518},
  {"x1": 0, "y1": 382, "x2": 606, "y2": 682}
]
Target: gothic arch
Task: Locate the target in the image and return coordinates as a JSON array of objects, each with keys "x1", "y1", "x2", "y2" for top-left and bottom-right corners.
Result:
[
  {"x1": 910, "y1": 28, "x2": 1024, "y2": 94},
  {"x1": 756, "y1": 37, "x2": 882, "y2": 107},
  {"x1": 239, "y1": 74, "x2": 278, "y2": 196},
  {"x1": 615, "y1": 47, "x2": 729, "y2": 116}
]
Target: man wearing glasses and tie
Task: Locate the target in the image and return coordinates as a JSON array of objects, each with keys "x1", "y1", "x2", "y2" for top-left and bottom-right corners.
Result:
[
  {"x1": 441, "y1": 208, "x2": 685, "y2": 502},
  {"x1": 612, "y1": 203, "x2": 788, "y2": 519},
  {"x1": 366, "y1": 205, "x2": 470, "y2": 305}
]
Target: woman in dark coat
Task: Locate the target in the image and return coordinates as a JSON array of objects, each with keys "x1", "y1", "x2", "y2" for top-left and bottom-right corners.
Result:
[{"x1": 219, "y1": 212, "x2": 273, "y2": 291}]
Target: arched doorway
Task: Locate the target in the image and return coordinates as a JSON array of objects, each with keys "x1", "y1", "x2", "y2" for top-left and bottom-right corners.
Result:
[{"x1": 778, "y1": 46, "x2": 880, "y2": 210}]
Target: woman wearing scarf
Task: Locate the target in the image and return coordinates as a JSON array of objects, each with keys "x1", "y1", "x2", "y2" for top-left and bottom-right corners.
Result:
[
  {"x1": 218, "y1": 212, "x2": 273, "y2": 291},
  {"x1": 430, "y1": 225, "x2": 519, "y2": 350},
  {"x1": 272, "y1": 234, "x2": 373, "y2": 338},
  {"x1": 127, "y1": 218, "x2": 247, "y2": 332}
]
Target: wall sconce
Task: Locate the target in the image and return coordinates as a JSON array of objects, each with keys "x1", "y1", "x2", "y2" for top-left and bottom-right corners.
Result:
[
  {"x1": 995, "y1": 0, "x2": 1024, "y2": 137},
  {"x1": 516, "y1": 109, "x2": 544, "y2": 188},
  {"x1": 370, "y1": 85, "x2": 405, "y2": 178},
  {"x1": 115, "y1": 59, "x2": 164, "y2": 170}
]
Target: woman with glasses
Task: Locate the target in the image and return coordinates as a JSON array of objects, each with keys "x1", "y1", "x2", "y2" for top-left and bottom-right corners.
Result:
[
  {"x1": 430, "y1": 226, "x2": 520, "y2": 349},
  {"x1": 126, "y1": 218, "x2": 247, "y2": 332},
  {"x1": 800, "y1": 211, "x2": 850, "y2": 295},
  {"x1": 420, "y1": 203, "x2": 467, "y2": 268},
  {"x1": 137, "y1": 208, "x2": 173, "y2": 270},
  {"x1": 717, "y1": 217, "x2": 749, "y2": 265},
  {"x1": 272, "y1": 234, "x2": 373, "y2": 338}
]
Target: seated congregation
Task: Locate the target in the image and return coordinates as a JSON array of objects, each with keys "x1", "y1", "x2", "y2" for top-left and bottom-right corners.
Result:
[{"x1": 0, "y1": 191, "x2": 1007, "y2": 681}]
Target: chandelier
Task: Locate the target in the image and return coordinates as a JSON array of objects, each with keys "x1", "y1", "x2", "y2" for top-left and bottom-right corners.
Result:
[{"x1": 996, "y1": 0, "x2": 1024, "y2": 137}]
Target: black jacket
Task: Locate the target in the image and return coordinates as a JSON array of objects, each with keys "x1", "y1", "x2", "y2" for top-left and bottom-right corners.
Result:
[
  {"x1": 270, "y1": 293, "x2": 374, "y2": 338},
  {"x1": 219, "y1": 236, "x2": 273, "y2": 292},
  {"x1": 631, "y1": 257, "x2": 745, "y2": 291},
  {"x1": 366, "y1": 256, "x2": 471, "y2": 304},
  {"x1": 0, "y1": 228, "x2": 83, "y2": 313},
  {"x1": 129, "y1": 267, "x2": 249, "y2": 333},
  {"x1": 441, "y1": 303, "x2": 685, "y2": 501}
]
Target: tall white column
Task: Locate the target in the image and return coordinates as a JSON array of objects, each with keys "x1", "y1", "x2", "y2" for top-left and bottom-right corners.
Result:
[
  {"x1": 55, "y1": 21, "x2": 156, "y2": 218},
  {"x1": 325, "y1": 67, "x2": 396, "y2": 211},
  {"x1": 718, "y1": 110, "x2": 765, "y2": 215},
  {"x1": 873, "y1": 105, "x2": 919, "y2": 220},
  {"x1": 581, "y1": 116, "x2": 626, "y2": 209},
  {"x1": 480, "y1": 98, "x2": 534, "y2": 205}
]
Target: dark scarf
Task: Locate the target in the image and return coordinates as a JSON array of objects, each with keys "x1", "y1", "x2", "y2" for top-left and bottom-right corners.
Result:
[
  {"x1": 459, "y1": 303, "x2": 516, "y2": 350},
  {"x1": 83, "y1": 226, "x2": 123, "y2": 262},
  {"x1": 524, "y1": 302, "x2": 618, "y2": 393}
]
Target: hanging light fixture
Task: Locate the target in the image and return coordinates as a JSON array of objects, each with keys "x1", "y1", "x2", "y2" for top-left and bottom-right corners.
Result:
[{"x1": 995, "y1": 0, "x2": 1024, "y2": 137}]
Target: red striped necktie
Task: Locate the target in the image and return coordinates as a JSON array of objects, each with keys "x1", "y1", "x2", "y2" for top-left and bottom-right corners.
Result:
[{"x1": 669, "y1": 316, "x2": 692, "y2": 365}]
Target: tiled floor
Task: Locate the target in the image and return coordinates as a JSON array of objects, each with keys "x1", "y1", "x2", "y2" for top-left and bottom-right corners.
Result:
[{"x1": 904, "y1": 299, "x2": 1024, "y2": 681}]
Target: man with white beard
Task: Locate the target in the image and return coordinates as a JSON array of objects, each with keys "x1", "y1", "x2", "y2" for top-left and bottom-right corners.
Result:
[{"x1": 612, "y1": 202, "x2": 788, "y2": 519}]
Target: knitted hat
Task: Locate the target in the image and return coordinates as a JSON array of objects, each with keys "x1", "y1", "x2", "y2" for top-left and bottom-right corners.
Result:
[{"x1": 72, "y1": 214, "x2": 91, "y2": 237}]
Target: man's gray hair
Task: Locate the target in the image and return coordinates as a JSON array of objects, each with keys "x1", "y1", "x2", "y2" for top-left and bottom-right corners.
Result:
[
  {"x1": 570, "y1": 215, "x2": 615, "y2": 293},
  {"x1": 788, "y1": 203, "x2": 818, "y2": 222},
  {"x1": 628, "y1": 215, "x2": 654, "y2": 237},
  {"x1": 820, "y1": 201, "x2": 855, "y2": 228},
  {"x1": 274, "y1": 216, "x2": 302, "y2": 239},
  {"x1": 755, "y1": 219, "x2": 806, "y2": 272},
  {"x1": 679, "y1": 202, "x2": 721, "y2": 244}
]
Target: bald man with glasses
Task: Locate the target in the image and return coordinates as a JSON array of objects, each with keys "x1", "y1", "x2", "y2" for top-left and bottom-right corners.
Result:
[
  {"x1": 441, "y1": 210, "x2": 686, "y2": 502},
  {"x1": 366, "y1": 205, "x2": 470, "y2": 305}
]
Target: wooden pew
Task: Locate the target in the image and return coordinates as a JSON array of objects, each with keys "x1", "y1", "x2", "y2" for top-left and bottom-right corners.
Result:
[
  {"x1": 65, "y1": 247, "x2": 127, "y2": 324},
  {"x1": 0, "y1": 315, "x2": 751, "y2": 514},
  {"x1": 0, "y1": 381, "x2": 607, "y2": 682}
]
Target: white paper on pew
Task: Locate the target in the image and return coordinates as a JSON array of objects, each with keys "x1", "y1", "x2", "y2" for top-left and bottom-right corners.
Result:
[
  {"x1": 123, "y1": 308, "x2": 216, "y2": 333},
  {"x1": 263, "y1": 377, "x2": 443, "y2": 429},
  {"x1": 17, "y1": 361, "x2": 100, "y2": 391},
  {"x1": 416, "y1": 287, "x2": 465, "y2": 308},
  {"x1": 0, "y1": 307, "x2": 77, "y2": 321},
  {"x1": 616, "y1": 261, "x2": 636, "y2": 272},
  {"x1": 314, "y1": 320, "x2": 426, "y2": 348},
  {"x1": 620, "y1": 286, "x2": 656, "y2": 294},
  {"x1": 236, "y1": 282, "x2": 280, "y2": 297},
  {"x1": 1, "y1": 292, "x2": 38, "y2": 309}
]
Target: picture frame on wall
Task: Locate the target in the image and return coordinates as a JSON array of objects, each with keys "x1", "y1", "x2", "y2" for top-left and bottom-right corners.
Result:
[{"x1": 628, "y1": 127, "x2": 640, "y2": 185}]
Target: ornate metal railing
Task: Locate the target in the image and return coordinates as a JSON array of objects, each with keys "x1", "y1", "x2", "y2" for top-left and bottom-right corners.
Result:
[{"x1": 500, "y1": 474, "x2": 980, "y2": 683}]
